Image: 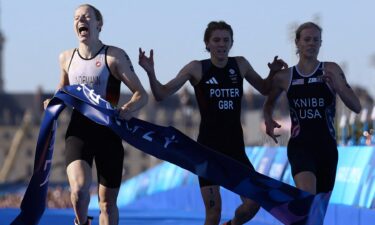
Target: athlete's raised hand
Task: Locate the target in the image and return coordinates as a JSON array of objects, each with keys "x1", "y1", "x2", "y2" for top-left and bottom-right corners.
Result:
[
  {"x1": 268, "y1": 56, "x2": 288, "y2": 72},
  {"x1": 138, "y1": 48, "x2": 155, "y2": 75}
]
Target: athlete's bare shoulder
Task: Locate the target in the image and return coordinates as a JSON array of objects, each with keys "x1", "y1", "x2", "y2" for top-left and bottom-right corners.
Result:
[
  {"x1": 324, "y1": 61, "x2": 341, "y2": 73},
  {"x1": 233, "y1": 56, "x2": 250, "y2": 68},
  {"x1": 59, "y1": 48, "x2": 76, "y2": 71},
  {"x1": 105, "y1": 45, "x2": 124, "y2": 55},
  {"x1": 186, "y1": 60, "x2": 202, "y2": 73},
  {"x1": 59, "y1": 48, "x2": 75, "y2": 62},
  {"x1": 183, "y1": 60, "x2": 203, "y2": 85}
]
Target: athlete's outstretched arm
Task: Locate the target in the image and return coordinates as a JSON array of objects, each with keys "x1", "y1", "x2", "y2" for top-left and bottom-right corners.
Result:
[
  {"x1": 323, "y1": 62, "x2": 362, "y2": 113},
  {"x1": 239, "y1": 56, "x2": 288, "y2": 95},
  {"x1": 262, "y1": 69, "x2": 291, "y2": 143},
  {"x1": 108, "y1": 46, "x2": 148, "y2": 120},
  {"x1": 263, "y1": 87, "x2": 283, "y2": 143},
  {"x1": 138, "y1": 48, "x2": 200, "y2": 101}
]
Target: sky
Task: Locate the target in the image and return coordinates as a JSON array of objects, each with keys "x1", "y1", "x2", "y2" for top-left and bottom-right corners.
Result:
[{"x1": 1, "y1": 0, "x2": 375, "y2": 98}]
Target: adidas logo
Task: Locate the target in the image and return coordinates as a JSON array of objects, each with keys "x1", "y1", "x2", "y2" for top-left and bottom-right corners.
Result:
[{"x1": 206, "y1": 77, "x2": 218, "y2": 84}]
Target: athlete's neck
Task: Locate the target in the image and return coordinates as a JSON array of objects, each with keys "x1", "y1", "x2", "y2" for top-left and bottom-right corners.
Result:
[
  {"x1": 210, "y1": 57, "x2": 228, "y2": 68},
  {"x1": 78, "y1": 40, "x2": 104, "y2": 59},
  {"x1": 296, "y1": 58, "x2": 320, "y2": 75}
]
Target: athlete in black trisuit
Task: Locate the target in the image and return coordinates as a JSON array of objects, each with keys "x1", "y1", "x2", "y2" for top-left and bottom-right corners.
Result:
[
  {"x1": 44, "y1": 4, "x2": 148, "y2": 225},
  {"x1": 263, "y1": 22, "x2": 361, "y2": 195},
  {"x1": 196, "y1": 58, "x2": 252, "y2": 188},
  {"x1": 138, "y1": 21, "x2": 287, "y2": 225}
]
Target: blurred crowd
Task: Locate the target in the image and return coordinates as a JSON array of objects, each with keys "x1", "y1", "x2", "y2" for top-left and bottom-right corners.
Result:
[{"x1": 0, "y1": 185, "x2": 98, "y2": 208}]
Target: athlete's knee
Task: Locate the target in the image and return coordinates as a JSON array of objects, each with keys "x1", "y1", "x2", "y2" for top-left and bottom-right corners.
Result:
[
  {"x1": 70, "y1": 188, "x2": 90, "y2": 206},
  {"x1": 245, "y1": 201, "x2": 260, "y2": 212},
  {"x1": 296, "y1": 179, "x2": 316, "y2": 194},
  {"x1": 99, "y1": 199, "x2": 118, "y2": 215},
  {"x1": 236, "y1": 201, "x2": 260, "y2": 219},
  {"x1": 294, "y1": 171, "x2": 317, "y2": 194}
]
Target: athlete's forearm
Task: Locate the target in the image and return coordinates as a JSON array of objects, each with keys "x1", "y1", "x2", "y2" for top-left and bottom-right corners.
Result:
[
  {"x1": 147, "y1": 71, "x2": 172, "y2": 102},
  {"x1": 121, "y1": 90, "x2": 148, "y2": 113},
  {"x1": 338, "y1": 87, "x2": 362, "y2": 114}
]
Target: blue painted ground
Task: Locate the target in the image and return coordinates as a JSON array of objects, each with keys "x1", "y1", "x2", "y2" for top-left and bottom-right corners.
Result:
[
  {"x1": 2, "y1": 204, "x2": 375, "y2": 225},
  {"x1": 0, "y1": 208, "x2": 274, "y2": 225},
  {"x1": 2, "y1": 184, "x2": 375, "y2": 225}
]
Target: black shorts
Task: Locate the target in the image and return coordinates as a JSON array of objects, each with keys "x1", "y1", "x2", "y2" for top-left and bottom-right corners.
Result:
[
  {"x1": 197, "y1": 135, "x2": 254, "y2": 187},
  {"x1": 287, "y1": 138, "x2": 338, "y2": 193},
  {"x1": 65, "y1": 110, "x2": 124, "y2": 188}
]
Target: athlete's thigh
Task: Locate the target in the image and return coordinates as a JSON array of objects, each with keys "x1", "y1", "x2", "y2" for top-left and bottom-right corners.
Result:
[
  {"x1": 287, "y1": 141, "x2": 316, "y2": 176},
  {"x1": 93, "y1": 129, "x2": 124, "y2": 188},
  {"x1": 316, "y1": 145, "x2": 338, "y2": 193},
  {"x1": 66, "y1": 160, "x2": 92, "y2": 190},
  {"x1": 65, "y1": 136, "x2": 94, "y2": 167}
]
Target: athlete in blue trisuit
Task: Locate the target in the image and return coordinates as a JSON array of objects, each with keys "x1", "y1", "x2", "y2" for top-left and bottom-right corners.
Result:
[
  {"x1": 263, "y1": 22, "x2": 361, "y2": 197},
  {"x1": 44, "y1": 4, "x2": 148, "y2": 225},
  {"x1": 139, "y1": 21, "x2": 288, "y2": 225}
]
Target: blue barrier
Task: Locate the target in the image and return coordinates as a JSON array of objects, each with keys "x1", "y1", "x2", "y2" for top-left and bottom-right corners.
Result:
[
  {"x1": 85, "y1": 146, "x2": 375, "y2": 225},
  {"x1": 89, "y1": 146, "x2": 375, "y2": 210},
  {"x1": 330, "y1": 146, "x2": 375, "y2": 206}
]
